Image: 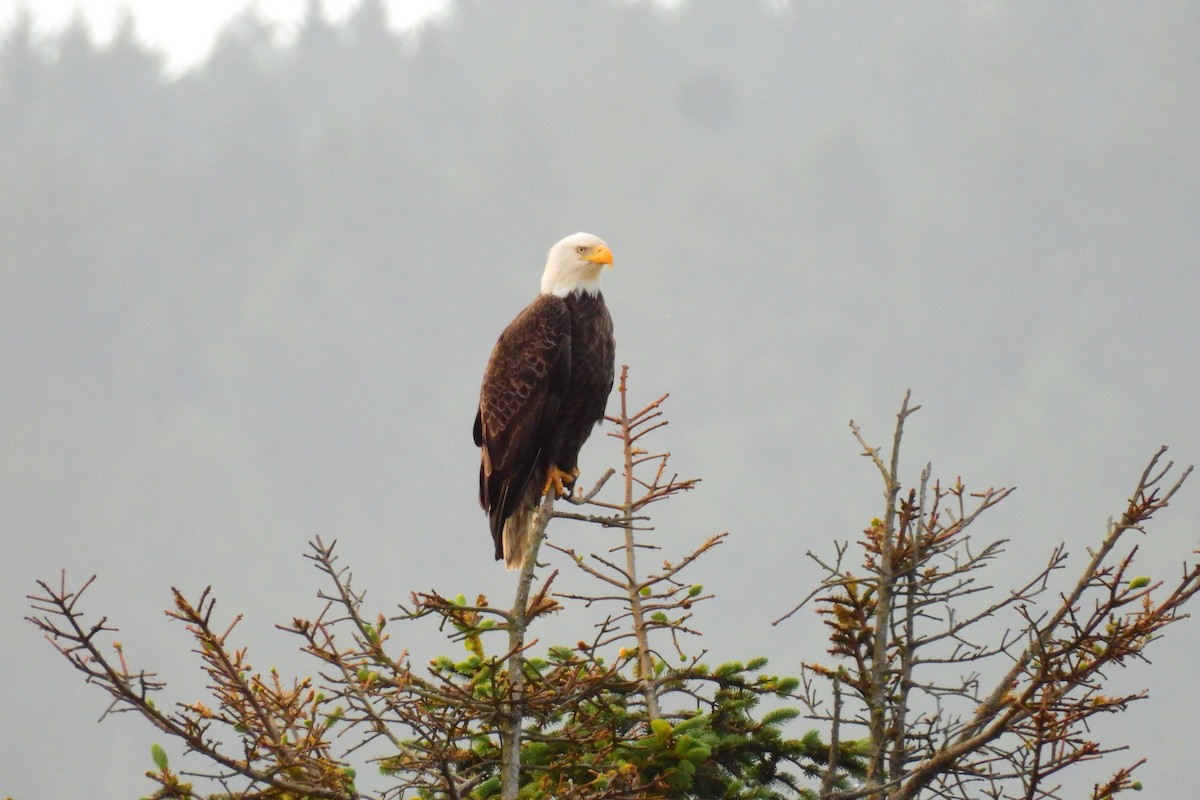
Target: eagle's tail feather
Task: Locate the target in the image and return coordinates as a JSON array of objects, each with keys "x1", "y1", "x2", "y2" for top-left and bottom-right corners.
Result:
[{"x1": 501, "y1": 485, "x2": 540, "y2": 571}]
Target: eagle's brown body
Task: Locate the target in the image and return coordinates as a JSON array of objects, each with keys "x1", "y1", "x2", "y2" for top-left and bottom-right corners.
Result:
[{"x1": 474, "y1": 287, "x2": 614, "y2": 570}]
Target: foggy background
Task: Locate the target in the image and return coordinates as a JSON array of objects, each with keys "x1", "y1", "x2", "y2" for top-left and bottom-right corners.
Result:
[{"x1": 2, "y1": 1, "x2": 1198, "y2": 796}]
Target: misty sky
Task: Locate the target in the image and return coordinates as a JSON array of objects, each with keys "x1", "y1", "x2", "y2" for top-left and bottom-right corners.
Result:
[{"x1": 2, "y1": 1, "x2": 1198, "y2": 798}]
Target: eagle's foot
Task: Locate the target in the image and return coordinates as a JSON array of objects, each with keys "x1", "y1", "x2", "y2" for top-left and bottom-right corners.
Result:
[{"x1": 542, "y1": 466, "x2": 578, "y2": 498}]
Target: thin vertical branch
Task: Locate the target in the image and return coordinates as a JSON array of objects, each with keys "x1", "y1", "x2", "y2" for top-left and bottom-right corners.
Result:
[
  {"x1": 890, "y1": 463, "x2": 930, "y2": 779},
  {"x1": 612, "y1": 365, "x2": 662, "y2": 720},
  {"x1": 500, "y1": 491, "x2": 555, "y2": 800},
  {"x1": 855, "y1": 390, "x2": 918, "y2": 795},
  {"x1": 822, "y1": 672, "x2": 845, "y2": 797}
]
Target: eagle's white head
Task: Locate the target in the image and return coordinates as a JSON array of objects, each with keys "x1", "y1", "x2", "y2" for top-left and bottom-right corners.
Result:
[{"x1": 540, "y1": 232, "x2": 613, "y2": 297}]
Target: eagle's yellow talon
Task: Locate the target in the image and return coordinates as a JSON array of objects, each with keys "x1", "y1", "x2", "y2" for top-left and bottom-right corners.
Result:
[{"x1": 542, "y1": 466, "x2": 577, "y2": 498}]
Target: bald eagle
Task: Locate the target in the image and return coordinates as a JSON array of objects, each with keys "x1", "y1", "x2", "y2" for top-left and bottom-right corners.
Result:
[{"x1": 474, "y1": 233, "x2": 616, "y2": 570}]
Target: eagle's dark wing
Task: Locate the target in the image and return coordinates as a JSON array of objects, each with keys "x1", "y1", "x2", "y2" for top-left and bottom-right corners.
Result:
[{"x1": 474, "y1": 294, "x2": 571, "y2": 559}]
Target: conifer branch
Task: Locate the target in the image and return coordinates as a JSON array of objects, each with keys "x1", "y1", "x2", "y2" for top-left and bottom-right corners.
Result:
[{"x1": 791, "y1": 396, "x2": 1199, "y2": 800}]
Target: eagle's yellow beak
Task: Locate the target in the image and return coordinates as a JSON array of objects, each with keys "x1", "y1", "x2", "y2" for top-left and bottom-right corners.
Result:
[{"x1": 587, "y1": 244, "x2": 614, "y2": 267}]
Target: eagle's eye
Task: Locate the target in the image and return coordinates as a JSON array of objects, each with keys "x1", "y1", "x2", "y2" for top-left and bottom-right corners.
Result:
[{"x1": 576, "y1": 245, "x2": 588, "y2": 254}]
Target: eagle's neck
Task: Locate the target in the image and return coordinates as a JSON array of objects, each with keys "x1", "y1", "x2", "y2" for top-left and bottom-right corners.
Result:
[{"x1": 541, "y1": 278, "x2": 602, "y2": 299}]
